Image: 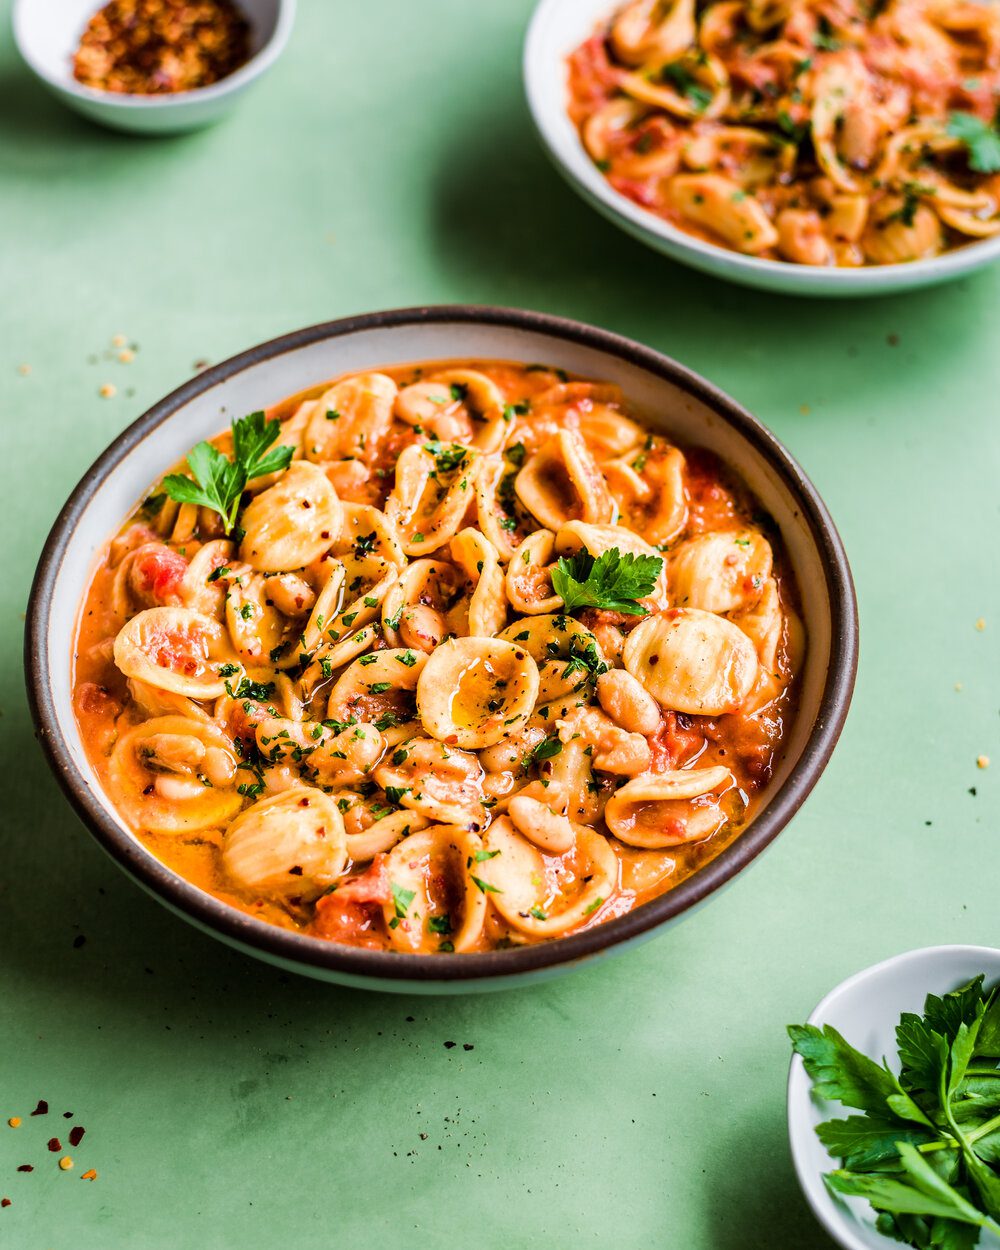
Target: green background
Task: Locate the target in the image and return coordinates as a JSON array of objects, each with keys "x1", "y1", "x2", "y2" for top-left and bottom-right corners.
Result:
[{"x1": 1, "y1": 1, "x2": 997, "y2": 1245}]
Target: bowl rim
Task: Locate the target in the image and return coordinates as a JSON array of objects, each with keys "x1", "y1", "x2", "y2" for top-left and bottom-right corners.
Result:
[
  {"x1": 25, "y1": 303, "x2": 858, "y2": 984},
  {"x1": 522, "y1": 0, "x2": 1000, "y2": 292},
  {"x1": 11, "y1": 0, "x2": 296, "y2": 111},
  {"x1": 786, "y1": 945, "x2": 1000, "y2": 1250}
]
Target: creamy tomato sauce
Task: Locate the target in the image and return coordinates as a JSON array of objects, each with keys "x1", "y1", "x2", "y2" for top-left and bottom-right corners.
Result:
[{"x1": 73, "y1": 360, "x2": 803, "y2": 953}]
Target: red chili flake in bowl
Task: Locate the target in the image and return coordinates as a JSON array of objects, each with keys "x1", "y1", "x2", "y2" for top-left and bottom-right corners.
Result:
[
  {"x1": 47, "y1": 1138, "x2": 62, "y2": 1152},
  {"x1": 30, "y1": 1101, "x2": 47, "y2": 1117},
  {"x1": 72, "y1": 0, "x2": 251, "y2": 96},
  {"x1": 68, "y1": 1127, "x2": 85, "y2": 1147}
]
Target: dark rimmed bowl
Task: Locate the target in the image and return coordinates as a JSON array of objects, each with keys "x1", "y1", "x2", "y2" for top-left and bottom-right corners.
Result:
[{"x1": 25, "y1": 306, "x2": 858, "y2": 993}]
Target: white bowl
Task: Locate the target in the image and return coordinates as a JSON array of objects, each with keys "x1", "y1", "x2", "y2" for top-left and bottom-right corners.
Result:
[
  {"x1": 12, "y1": 0, "x2": 295, "y2": 135},
  {"x1": 788, "y1": 946, "x2": 1000, "y2": 1249},
  {"x1": 523, "y1": 0, "x2": 1000, "y2": 297}
]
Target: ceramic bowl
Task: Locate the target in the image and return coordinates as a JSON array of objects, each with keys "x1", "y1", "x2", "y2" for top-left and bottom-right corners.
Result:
[
  {"x1": 26, "y1": 306, "x2": 857, "y2": 993},
  {"x1": 12, "y1": 0, "x2": 295, "y2": 135},
  {"x1": 788, "y1": 946, "x2": 1000, "y2": 1249},
  {"x1": 523, "y1": 0, "x2": 1000, "y2": 297}
]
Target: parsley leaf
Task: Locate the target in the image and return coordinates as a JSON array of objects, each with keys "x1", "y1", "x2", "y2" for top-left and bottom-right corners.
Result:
[
  {"x1": 551, "y1": 546, "x2": 662, "y2": 616},
  {"x1": 791, "y1": 974, "x2": 1000, "y2": 1249},
  {"x1": 162, "y1": 410, "x2": 293, "y2": 534},
  {"x1": 948, "y1": 112, "x2": 1000, "y2": 174}
]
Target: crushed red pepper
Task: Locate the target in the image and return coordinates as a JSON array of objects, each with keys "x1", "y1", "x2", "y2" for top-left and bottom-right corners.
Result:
[
  {"x1": 72, "y1": 0, "x2": 251, "y2": 95},
  {"x1": 30, "y1": 1101, "x2": 47, "y2": 1117},
  {"x1": 47, "y1": 1138, "x2": 61, "y2": 1152},
  {"x1": 68, "y1": 1127, "x2": 86, "y2": 1148}
]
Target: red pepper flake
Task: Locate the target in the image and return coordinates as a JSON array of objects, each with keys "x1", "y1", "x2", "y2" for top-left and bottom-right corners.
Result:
[
  {"x1": 47, "y1": 1138, "x2": 61, "y2": 1152},
  {"x1": 81, "y1": 1169, "x2": 98, "y2": 1182},
  {"x1": 72, "y1": 0, "x2": 251, "y2": 96},
  {"x1": 1, "y1": 1198, "x2": 10, "y2": 1208},
  {"x1": 16, "y1": 1166, "x2": 32, "y2": 1173},
  {"x1": 62, "y1": 1112, "x2": 73, "y2": 1119},
  {"x1": 30, "y1": 1100, "x2": 48, "y2": 1117},
  {"x1": 68, "y1": 1127, "x2": 85, "y2": 1147}
]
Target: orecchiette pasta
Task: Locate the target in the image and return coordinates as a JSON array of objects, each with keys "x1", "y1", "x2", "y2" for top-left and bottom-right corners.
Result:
[
  {"x1": 569, "y1": 0, "x2": 1000, "y2": 266},
  {"x1": 73, "y1": 359, "x2": 801, "y2": 952}
]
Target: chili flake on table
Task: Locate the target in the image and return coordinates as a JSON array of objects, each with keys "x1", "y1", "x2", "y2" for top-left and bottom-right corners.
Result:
[{"x1": 72, "y1": 0, "x2": 251, "y2": 96}]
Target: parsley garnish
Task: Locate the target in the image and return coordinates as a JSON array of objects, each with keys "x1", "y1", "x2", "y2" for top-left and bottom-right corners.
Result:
[
  {"x1": 470, "y1": 875, "x2": 502, "y2": 895},
  {"x1": 551, "y1": 546, "x2": 662, "y2": 616},
  {"x1": 659, "y1": 62, "x2": 712, "y2": 112},
  {"x1": 947, "y1": 112, "x2": 1000, "y2": 173},
  {"x1": 162, "y1": 411, "x2": 293, "y2": 535},
  {"x1": 391, "y1": 882, "x2": 415, "y2": 918},
  {"x1": 790, "y1": 974, "x2": 1000, "y2": 1247},
  {"x1": 423, "y1": 440, "x2": 467, "y2": 473},
  {"x1": 428, "y1": 914, "x2": 452, "y2": 934}
]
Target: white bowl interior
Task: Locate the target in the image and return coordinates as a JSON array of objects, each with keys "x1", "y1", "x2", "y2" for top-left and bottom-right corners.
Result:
[
  {"x1": 523, "y1": 0, "x2": 1000, "y2": 295},
  {"x1": 15, "y1": 0, "x2": 281, "y2": 94},
  {"x1": 41, "y1": 318, "x2": 839, "y2": 926},
  {"x1": 788, "y1": 946, "x2": 1000, "y2": 1250}
]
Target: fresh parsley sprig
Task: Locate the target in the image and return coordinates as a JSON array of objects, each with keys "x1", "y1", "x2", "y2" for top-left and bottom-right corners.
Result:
[
  {"x1": 790, "y1": 974, "x2": 1000, "y2": 1248},
  {"x1": 947, "y1": 112, "x2": 1000, "y2": 174},
  {"x1": 551, "y1": 546, "x2": 662, "y2": 616},
  {"x1": 162, "y1": 411, "x2": 294, "y2": 535}
]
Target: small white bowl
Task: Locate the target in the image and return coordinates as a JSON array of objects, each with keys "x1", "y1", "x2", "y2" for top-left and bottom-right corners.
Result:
[
  {"x1": 788, "y1": 946, "x2": 1000, "y2": 1250},
  {"x1": 523, "y1": 0, "x2": 1000, "y2": 297},
  {"x1": 12, "y1": 0, "x2": 295, "y2": 135}
]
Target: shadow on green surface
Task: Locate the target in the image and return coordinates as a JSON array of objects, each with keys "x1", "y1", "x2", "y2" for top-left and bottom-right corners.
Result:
[{"x1": 0, "y1": 62, "x2": 207, "y2": 172}]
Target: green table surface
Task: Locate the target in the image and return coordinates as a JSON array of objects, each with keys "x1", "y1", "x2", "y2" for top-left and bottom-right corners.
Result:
[{"x1": 1, "y1": 1, "x2": 998, "y2": 1246}]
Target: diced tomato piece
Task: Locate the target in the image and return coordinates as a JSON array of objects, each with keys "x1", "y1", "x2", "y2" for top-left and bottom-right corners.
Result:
[
  {"x1": 648, "y1": 712, "x2": 706, "y2": 771},
  {"x1": 312, "y1": 857, "x2": 390, "y2": 948},
  {"x1": 129, "y1": 545, "x2": 188, "y2": 607}
]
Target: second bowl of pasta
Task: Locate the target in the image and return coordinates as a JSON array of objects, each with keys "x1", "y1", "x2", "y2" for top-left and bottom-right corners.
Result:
[
  {"x1": 524, "y1": 0, "x2": 1000, "y2": 295},
  {"x1": 27, "y1": 306, "x2": 856, "y2": 991}
]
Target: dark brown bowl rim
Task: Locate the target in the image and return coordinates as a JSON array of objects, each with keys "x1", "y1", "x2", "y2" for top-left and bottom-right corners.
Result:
[{"x1": 25, "y1": 305, "x2": 858, "y2": 986}]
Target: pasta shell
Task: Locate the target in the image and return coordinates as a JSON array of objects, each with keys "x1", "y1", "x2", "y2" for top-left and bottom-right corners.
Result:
[
  {"x1": 514, "y1": 430, "x2": 616, "y2": 531},
  {"x1": 327, "y1": 647, "x2": 428, "y2": 726},
  {"x1": 505, "y1": 529, "x2": 562, "y2": 615},
  {"x1": 668, "y1": 528, "x2": 772, "y2": 613},
  {"x1": 426, "y1": 368, "x2": 508, "y2": 453},
  {"x1": 475, "y1": 458, "x2": 528, "y2": 561},
  {"x1": 382, "y1": 825, "x2": 488, "y2": 953},
  {"x1": 610, "y1": 0, "x2": 695, "y2": 64},
  {"x1": 346, "y1": 809, "x2": 429, "y2": 862},
  {"x1": 304, "y1": 372, "x2": 397, "y2": 465},
  {"x1": 476, "y1": 817, "x2": 617, "y2": 938},
  {"x1": 604, "y1": 766, "x2": 734, "y2": 848},
  {"x1": 385, "y1": 442, "x2": 482, "y2": 557},
  {"x1": 416, "y1": 637, "x2": 540, "y2": 749},
  {"x1": 113, "y1": 606, "x2": 235, "y2": 699},
  {"x1": 666, "y1": 174, "x2": 778, "y2": 253},
  {"x1": 861, "y1": 197, "x2": 943, "y2": 264},
  {"x1": 373, "y1": 736, "x2": 488, "y2": 829},
  {"x1": 620, "y1": 49, "x2": 729, "y2": 120},
  {"x1": 224, "y1": 572, "x2": 290, "y2": 665},
  {"x1": 222, "y1": 787, "x2": 347, "y2": 898},
  {"x1": 381, "y1": 559, "x2": 460, "y2": 652},
  {"x1": 634, "y1": 446, "x2": 687, "y2": 545},
  {"x1": 239, "y1": 462, "x2": 343, "y2": 572},
  {"x1": 622, "y1": 608, "x2": 758, "y2": 715},
  {"x1": 108, "y1": 715, "x2": 242, "y2": 833},
  {"x1": 498, "y1": 613, "x2": 607, "y2": 668},
  {"x1": 449, "y1": 527, "x2": 508, "y2": 637},
  {"x1": 179, "y1": 539, "x2": 234, "y2": 616}
]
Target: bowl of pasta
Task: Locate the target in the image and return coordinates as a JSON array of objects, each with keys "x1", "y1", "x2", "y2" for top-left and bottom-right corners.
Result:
[
  {"x1": 27, "y1": 306, "x2": 857, "y2": 991},
  {"x1": 524, "y1": 0, "x2": 1000, "y2": 296}
]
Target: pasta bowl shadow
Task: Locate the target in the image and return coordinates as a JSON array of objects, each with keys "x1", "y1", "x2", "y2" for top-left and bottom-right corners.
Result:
[{"x1": 26, "y1": 306, "x2": 858, "y2": 993}]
